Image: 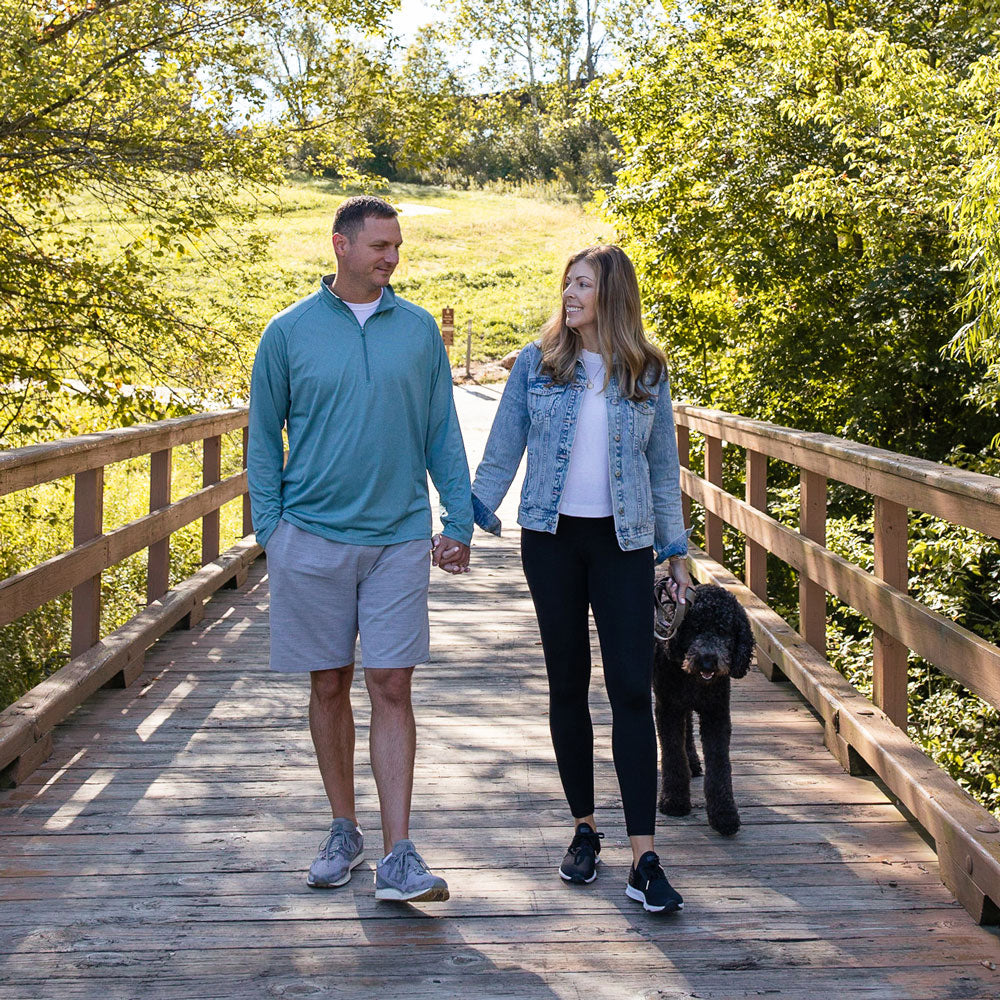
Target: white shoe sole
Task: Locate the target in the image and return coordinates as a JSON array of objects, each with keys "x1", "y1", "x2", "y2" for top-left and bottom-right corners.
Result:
[
  {"x1": 625, "y1": 883, "x2": 683, "y2": 913},
  {"x1": 559, "y1": 857, "x2": 600, "y2": 883},
  {"x1": 374, "y1": 883, "x2": 450, "y2": 902},
  {"x1": 306, "y1": 851, "x2": 365, "y2": 889}
]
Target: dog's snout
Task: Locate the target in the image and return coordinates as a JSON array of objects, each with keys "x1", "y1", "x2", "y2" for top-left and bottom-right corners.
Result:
[
  {"x1": 696, "y1": 653, "x2": 718, "y2": 672},
  {"x1": 684, "y1": 650, "x2": 727, "y2": 683}
]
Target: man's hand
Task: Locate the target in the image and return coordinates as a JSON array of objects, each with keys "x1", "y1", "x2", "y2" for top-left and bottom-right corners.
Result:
[{"x1": 431, "y1": 534, "x2": 471, "y2": 574}]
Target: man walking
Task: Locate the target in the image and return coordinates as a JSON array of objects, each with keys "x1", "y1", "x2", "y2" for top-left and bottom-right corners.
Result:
[{"x1": 248, "y1": 195, "x2": 472, "y2": 903}]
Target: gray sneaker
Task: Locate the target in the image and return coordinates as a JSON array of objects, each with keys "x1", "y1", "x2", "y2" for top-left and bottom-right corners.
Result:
[
  {"x1": 306, "y1": 818, "x2": 364, "y2": 888},
  {"x1": 374, "y1": 839, "x2": 450, "y2": 902}
]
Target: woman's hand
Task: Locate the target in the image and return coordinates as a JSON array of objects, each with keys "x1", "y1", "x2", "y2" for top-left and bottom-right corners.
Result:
[
  {"x1": 431, "y1": 534, "x2": 471, "y2": 574},
  {"x1": 666, "y1": 556, "x2": 694, "y2": 605}
]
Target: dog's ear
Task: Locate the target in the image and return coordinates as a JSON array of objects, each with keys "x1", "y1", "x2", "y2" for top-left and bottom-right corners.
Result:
[{"x1": 730, "y1": 604, "x2": 754, "y2": 679}]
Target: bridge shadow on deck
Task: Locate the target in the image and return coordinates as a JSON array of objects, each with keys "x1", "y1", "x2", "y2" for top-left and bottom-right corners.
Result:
[{"x1": 1, "y1": 535, "x2": 998, "y2": 999}]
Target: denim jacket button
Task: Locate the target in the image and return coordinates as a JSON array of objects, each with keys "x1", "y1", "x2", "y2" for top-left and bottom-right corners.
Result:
[
  {"x1": 618, "y1": 506, "x2": 625, "y2": 514},
  {"x1": 614, "y1": 434, "x2": 620, "y2": 442},
  {"x1": 615, "y1": 470, "x2": 622, "y2": 478}
]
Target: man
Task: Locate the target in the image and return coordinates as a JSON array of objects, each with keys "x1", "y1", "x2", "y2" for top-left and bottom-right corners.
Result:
[{"x1": 248, "y1": 195, "x2": 472, "y2": 903}]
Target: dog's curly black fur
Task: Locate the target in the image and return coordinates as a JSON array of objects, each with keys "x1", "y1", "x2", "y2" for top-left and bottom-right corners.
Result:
[{"x1": 652, "y1": 580, "x2": 754, "y2": 836}]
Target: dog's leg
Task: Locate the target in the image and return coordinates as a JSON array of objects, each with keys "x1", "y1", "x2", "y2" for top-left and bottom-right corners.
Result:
[
  {"x1": 685, "y1": 709, "x2": 702, "y2": 777},
  {"x1": 700, "y1": 698, "x2": 740, "y2": 836},
  {"x1": 656, "y1": 702, "x2": 692, "y2": 817}
]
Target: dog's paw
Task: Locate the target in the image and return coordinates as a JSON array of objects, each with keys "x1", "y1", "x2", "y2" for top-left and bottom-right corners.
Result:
[
  {"x1": 658, "y1": 796, "x2": 692, "y2": 817},
  {"x1": 708, "y1": 807, "x2": 740, "y2": 836},
  {"x1": 687, "y1": 757, "x2": 703, "y2": 778}
]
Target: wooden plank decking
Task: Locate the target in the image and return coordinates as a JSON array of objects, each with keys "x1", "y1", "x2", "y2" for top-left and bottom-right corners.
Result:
[{"x1": 1, "y1": 387, "x2": 999, "y2": 999}]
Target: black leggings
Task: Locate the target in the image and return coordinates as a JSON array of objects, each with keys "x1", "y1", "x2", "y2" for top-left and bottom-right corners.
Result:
[{"x1": 521, "y1": 516, "x2": 656, "y2": 837}]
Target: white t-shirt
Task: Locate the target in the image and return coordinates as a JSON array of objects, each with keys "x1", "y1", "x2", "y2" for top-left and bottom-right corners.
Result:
[
  {"x1": 340, "y1": 291, "x2": 382, "y2": 328},
  {"x1": 558, "y1": 350, "x2": 613, "y2": 518}
]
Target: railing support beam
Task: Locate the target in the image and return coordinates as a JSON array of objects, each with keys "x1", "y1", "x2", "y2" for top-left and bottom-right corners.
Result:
[
  {"x1": 202, "y1": 435, "x2": 222, "y2": 565},
  {"x1": 705, "y1": 434, "x2": 723, "y2": 563},
  {"x1": 745, "y1": 450, "x2": 767, "y2": 601},
  {"x1": 242, "y1": 426, "x2": 252, "y2": 538},
  {"x1": 147, "y1": 448, "x2": 172, "y2": 604},
  {"x1": 874, "y1": 496, "x2": 909, "y2": 729},
  {"x1": 746, "y1": 449, "x2": 781, "y2": 680},
  {"x1": 71, "y1": 467, "x2": 104, "y2": 658},
  {"x1": 799, "y1": 470, "x2": 827, "y2": 656},
  {"x1": 676, "y1": 423, "x2": 691, "y2": 531}
]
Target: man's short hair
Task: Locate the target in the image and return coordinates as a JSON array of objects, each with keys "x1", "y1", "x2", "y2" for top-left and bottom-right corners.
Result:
[{"x1": 333, "y1": 196, "x2": 398, "y2": 240}]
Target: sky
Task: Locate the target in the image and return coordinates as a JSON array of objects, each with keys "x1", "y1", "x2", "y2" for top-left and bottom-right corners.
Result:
[
  {"x1": 390, "y1": 0, "x2": 438, "y2": 38},
  {"x1": 388, "y1": 0, "x2": 490, "y2": 76}
]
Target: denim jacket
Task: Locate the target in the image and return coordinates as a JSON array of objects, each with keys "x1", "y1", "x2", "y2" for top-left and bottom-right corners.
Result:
[{"x1": 472, "y1": 341, "x2": 689, "y2": 563}]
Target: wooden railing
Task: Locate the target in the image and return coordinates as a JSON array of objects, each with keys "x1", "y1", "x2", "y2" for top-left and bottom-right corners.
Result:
[
  {"x1": 0, "y1": 409, "x2": 261, "y2": 786},
  {"x1": 3, "y1": 403, "x2": 999, "y2": 924},
  {"x1": 674, "y1": 404, "x2": 1000, "y2": 925}
]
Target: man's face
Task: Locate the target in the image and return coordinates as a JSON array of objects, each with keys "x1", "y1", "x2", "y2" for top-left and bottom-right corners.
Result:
[{"x1": 333, "y1": 215, "x2": 403, "y2": 291}]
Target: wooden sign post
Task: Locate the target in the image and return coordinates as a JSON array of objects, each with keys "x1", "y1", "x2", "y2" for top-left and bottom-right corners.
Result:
[
  {"x1": 465, "y1": 319, "x2": 473, "y2": 378},
  {"x1": 441, "y1": 307, "x2": 454, "y2": 347}
]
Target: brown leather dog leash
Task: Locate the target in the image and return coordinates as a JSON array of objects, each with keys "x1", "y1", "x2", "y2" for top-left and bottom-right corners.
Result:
[{"x1": 654, "y1": 585, "x2": 695, "y2": 643}]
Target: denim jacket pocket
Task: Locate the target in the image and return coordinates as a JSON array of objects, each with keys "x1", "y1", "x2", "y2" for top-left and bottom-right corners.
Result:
[
  {"x1": 626, "y1": 398, "x2": 656, "y2": 448},
  {"x1": 527, "y1": 382, "x2": 561, "y2": 423}
]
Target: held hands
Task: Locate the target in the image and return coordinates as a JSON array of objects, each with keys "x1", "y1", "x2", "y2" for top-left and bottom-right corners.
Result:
[
  {"x1": 431, "y1": 534, "x2": 471, "y2": 574},
  {"x1": 665, "y1": 556, "x2": 695, "y2": 605}
]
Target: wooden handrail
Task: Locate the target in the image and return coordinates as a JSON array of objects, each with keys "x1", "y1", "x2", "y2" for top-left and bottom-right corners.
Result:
[
  {"x1": 0, "y1": 407, "x2": 259, "y2": 789},
  {"x1": 674, "y1": 404, "x2": 1000, "y2": 924},
  {"x1": 680, "y1": 470, "x2": 1000, "y2": 708},
  {"x1": 0, "y1": 409, "x2": 247, "y2": 497},
  {"x1": 675, "y1": 405, "x2": 1000, "y2": 538},
  {"x1": 689, "y1": 546, "x2": 1000, "y2": 927},
  {"x1": 0, "y1": 472, "x2": 247, "y2": 628}
]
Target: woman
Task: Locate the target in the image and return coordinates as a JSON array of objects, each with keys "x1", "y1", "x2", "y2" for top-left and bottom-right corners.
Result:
[{"x1": 472, "y1": 244, "x2": 692, "y2": 913}]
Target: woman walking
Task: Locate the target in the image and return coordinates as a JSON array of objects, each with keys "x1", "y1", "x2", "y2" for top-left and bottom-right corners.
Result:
[{"x1": 472, "y1": 244, "x2": 692, "y2": 913}]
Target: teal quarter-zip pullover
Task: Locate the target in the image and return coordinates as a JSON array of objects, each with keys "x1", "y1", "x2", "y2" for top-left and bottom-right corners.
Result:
[{"x1": 248, "y1": 276, "x2": 473, "y2": 550}]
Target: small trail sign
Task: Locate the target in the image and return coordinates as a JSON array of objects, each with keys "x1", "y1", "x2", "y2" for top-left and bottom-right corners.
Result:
[{"x1": 441, "y1": 307, "x2": 454, "y2": 346}]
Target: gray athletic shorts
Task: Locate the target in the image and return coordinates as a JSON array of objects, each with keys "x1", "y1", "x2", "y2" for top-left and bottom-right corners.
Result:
[{"x1": 264, "y1": 519, "x2": 431, "y2": 673}]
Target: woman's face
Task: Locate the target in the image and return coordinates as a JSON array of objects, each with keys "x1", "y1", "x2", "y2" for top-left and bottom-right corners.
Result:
[{"x1": 563, "y1": 261, "x2": 598, "y2": 339}]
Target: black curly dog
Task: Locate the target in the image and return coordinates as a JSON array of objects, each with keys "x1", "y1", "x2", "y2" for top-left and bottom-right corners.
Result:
[{"x1": 652, "y1": 579, "x2": 754, "y2": 836}]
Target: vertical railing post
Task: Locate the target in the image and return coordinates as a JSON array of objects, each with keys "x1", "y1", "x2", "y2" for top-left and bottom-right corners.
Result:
[
  {"x1": 799, "y1": 469, "x2": 827, "y2": 655},
  {"x1": 147, "y1": 448, "x2": 172, "y2": 604},
  {"x1": 71, "y1": 467, "x2": 104, "y2": 658},
  {"x1": 874, "y1": 496, "x2": 909, "y2": 729},
  {"x1": 746, "y1": 448, "x2": 781, "y2": 681},
  {"x1": 242, "y1": 426, "x2": 252, "y2": 538},
  {"x1": 745, "y1": 449, "x2": 767, "y2": 601},
  {"x1": 202, "y1": 435, "x2": 222, "y2": 565},
  {"x1": 676, "y1": 421, "x2": 691, "y2": 531},
  {"x1": 705, "y1": 434, "x2": 724, "y2": 563}
]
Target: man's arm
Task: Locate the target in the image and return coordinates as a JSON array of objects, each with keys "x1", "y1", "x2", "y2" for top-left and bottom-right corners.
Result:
[{"x1": 247, "y1": 321, "x2": 289, "y2": 549}]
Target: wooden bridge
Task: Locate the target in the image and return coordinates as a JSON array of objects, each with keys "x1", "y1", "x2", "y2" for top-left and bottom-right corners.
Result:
[{"x1": 1, "y1": 387, "x2": 999, "y2": 999}]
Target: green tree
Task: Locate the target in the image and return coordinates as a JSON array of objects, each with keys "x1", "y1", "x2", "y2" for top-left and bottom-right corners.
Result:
[
  {"x1": 390, "y1": 26, "x2": 466, "y2": 174},
  {"x1": 0, "y1": 0, "x2": 393, "y2": 443},
  {"x1": 448, "y1": 0, "x2": 582, "y2": 98},
  {"x1": 592, "y1": 0, "x2": 994, "y2": 460},
  {"x1": 951, "y1": 51, "x2": 1000, "y2": 409},
  {"x1": 265, "y1": 14, "x2": 389, "y2": 174}
]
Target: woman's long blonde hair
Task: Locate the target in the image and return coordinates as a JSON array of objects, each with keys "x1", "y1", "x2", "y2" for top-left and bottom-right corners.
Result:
[{"x1": 539, "y1": 244, "x2": 667, "y2": 402}]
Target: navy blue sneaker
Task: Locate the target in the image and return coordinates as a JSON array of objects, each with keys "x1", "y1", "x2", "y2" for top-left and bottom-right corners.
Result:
[
  {"x1": 626, "y1": 851, "x2": 683, "y2": 912},
  {"x1": 559, "y1": 823, "x2": 603, "y2": 884}
]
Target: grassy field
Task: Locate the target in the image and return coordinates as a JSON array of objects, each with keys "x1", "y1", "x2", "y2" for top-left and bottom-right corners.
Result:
[
  {"x1": 0, "y1": 180, "x2": 612, "y2": 710},
  {"x1": 256, "y1": 179, "x2": 615, "y2": 362}
]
